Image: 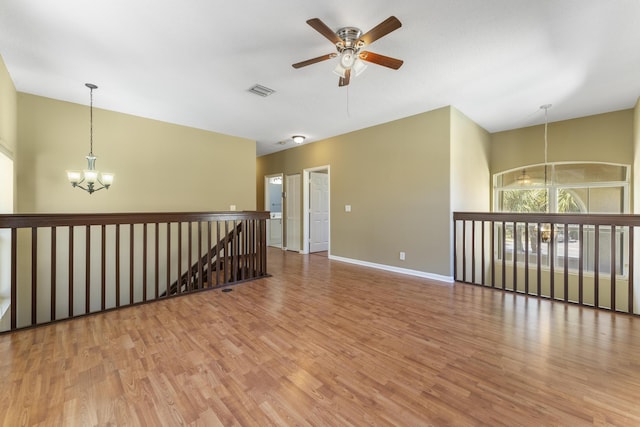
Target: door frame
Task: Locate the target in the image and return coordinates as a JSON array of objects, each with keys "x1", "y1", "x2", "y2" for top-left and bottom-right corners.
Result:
[{"x1": 302, "y1": 165, "x2": 330, "y2": 254}]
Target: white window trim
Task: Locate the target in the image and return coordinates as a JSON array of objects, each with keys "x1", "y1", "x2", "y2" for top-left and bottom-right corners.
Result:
[{"x1": 493, "y1": 161, "x2": 630, "y2": 213}]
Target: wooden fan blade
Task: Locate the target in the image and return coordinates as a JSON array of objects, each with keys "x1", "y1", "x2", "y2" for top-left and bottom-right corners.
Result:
[
  {"x1": 307, "y1": 18, "x2": 342, "y2": 44},
  {"x1": 339, "y1": 68, "x2": 351, "y2": 87},
  {"x1": 292, "y1": 53, "x2": 336, "y2": 69},
  {"x1": 359, "y1": 51, "x2": 404, "y2": 69},
  {"x1": 359, "y1": 16, "x2": 402, "y2": 46}
]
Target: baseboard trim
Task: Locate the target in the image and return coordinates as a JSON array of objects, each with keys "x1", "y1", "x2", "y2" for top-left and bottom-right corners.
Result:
[{"x1": 328, "y1": 255, "x2": 454, "y2": 283}]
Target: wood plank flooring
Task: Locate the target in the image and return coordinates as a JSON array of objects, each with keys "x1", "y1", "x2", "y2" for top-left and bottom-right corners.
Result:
[{"x1": 1, "y1": 248, "x2": 640, "y2": 426}]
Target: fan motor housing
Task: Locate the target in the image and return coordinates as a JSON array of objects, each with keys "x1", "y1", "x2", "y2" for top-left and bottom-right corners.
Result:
[{"x1": 336, "y1": 27, "x2": 363, "y2": 50}]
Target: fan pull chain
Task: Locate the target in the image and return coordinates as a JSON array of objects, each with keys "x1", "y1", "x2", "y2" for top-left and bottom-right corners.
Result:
[{"x1": 346, "y1": 85, "x2": 351, "y2": 118}]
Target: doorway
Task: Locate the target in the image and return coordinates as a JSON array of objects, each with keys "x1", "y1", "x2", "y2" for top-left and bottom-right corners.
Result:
[
  {"x1": 264, "y1": 174, "x2": 283, "y2": 248},
  {"x1": 303, "y1": 166, "x2": 330, "y2": 254}
]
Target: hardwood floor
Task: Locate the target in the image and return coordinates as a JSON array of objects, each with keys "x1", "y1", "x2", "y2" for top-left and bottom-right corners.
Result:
[{"x1": 1, "y1": 248, "x2": 640, "y2": 426}]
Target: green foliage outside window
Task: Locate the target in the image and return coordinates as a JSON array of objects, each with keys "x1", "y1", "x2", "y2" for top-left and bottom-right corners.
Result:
[
  {"x1": 500, "y1": 188, "x2": 581, "y2": 213},
  {"x1": 501, "y1": 189, "x2": 548, "y2": 213},
  {"x1": 557, "y1": 189, "x2": 581, "y2": 213}
]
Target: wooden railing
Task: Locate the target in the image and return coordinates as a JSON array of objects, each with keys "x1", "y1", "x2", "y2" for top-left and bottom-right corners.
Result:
[
  {"x1": 453, "y1": 212, "x2": 639, "y2": 315},
  {"x1": 0, "y1": 211, "x2": 270, "y2": 332},
  {"x1": 164, "y1": 221, "x2": 255, "y2": 296}
]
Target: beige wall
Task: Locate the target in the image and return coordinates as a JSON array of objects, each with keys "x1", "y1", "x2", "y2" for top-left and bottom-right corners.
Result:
[
  {"x1": 0, "y1": 56, "x2": 17, "y2": 213},
  {"x1": 258, "y1": 107, "x2": 455, "y2": 278},
  {"x1": 450, "y1": 107, "x2": 491, "y2": 212},
  {"x1": 17, "y1": 93, "x2": 256, "y2": 213},
  {"x1": 491, "y1": 110, "x2": 634, "y2": 175},
  {"x1": 0, "y1": 56, "x2": 17, "y2": 157}
]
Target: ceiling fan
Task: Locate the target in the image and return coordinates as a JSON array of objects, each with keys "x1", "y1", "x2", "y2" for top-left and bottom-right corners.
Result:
[{"x1": 292, "y1": 16, "x2": 404, "y2": 87}]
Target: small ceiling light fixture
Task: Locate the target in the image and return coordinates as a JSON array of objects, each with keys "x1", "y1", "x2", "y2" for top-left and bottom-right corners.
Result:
[
  {"x1": 292, "y1": 135, "x2": 306, "y2": 144},
  {"x1": 66, "y1": 83, "x2": 114, "y2": 194}
]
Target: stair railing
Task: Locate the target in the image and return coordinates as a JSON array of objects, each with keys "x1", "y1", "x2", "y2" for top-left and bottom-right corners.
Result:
[{"x1": 0, "y1": 211, "x2": 269, "y2": 332}]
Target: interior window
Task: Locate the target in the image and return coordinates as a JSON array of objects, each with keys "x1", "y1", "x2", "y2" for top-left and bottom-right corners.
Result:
[
  {"x1": 493, "y1": 162, "x2": 630, "y2": 275},
  {"x1": 494, "y1": 162, "x2": 629, "y2": 214}
]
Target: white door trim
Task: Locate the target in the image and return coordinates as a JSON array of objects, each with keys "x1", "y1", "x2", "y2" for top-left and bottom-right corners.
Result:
[{"x1": 302, "y1": 165, "x2": 330, "y2": 254}]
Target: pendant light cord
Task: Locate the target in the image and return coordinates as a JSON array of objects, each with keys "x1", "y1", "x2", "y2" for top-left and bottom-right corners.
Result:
[
  {"x1": 544, "y1": 106, "x2": 548, "y2": 165},
  {"x1": 540, "y1": 104, "x2": 552, "y2": 186},
  {"x1": 89, "y1": 86, "x2": 94, "y2": 156}
]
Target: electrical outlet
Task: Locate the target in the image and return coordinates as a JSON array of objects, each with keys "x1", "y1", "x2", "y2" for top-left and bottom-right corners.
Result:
[
  {"x1": 345, "y1": 205, "x2": 351, "y2": 212},
  {"x1": 230, "y1": 205, "x2": 236, "y2": 211},
  {"x1": 399, "y1": 251, "x2": 405, "y2": 261}
]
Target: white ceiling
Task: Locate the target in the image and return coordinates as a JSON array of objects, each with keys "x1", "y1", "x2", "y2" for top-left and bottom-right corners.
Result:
[{"x1": 1, "y1": 1, "x2": 639, "y2": 156}]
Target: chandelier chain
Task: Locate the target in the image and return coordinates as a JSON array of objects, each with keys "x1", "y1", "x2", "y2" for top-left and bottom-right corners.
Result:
[
  {"x1": 544, "y1": 106, "x2": 548, "y2": 165},
  {"x1": 89, "y1": 86, "x2": 94, "y2": 156}
]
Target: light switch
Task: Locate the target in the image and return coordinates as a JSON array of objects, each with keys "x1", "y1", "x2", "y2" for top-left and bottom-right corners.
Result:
[{"x1": 345, "y1": 205, "x2": 351, "y2": 212}]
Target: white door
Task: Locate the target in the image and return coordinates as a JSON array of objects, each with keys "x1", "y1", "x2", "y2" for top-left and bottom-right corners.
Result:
[
  {"x1": 309, "y1": 171, "x2": 329, "y2": 252},
  {"x1": 286, "y1": 174, "x2": 301, "y2": 252}
]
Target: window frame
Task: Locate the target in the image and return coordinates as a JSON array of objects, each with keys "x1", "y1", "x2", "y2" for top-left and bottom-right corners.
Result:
[{"x1": 493, "y1": 161, "x2": 630, "y2": 214}]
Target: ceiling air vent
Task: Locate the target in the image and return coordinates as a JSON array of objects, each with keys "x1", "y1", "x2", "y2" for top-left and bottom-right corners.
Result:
[{"x1": 248, "y1": 84, "x2": 276, "y2": 97}]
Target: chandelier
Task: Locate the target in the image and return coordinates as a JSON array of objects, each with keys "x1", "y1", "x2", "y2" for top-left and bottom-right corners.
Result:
[{"x1": 66, "y1": 83, "x2": 114, "y2": 194}]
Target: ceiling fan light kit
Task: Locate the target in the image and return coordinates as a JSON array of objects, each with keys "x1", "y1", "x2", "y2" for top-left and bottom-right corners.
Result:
[
  {"x1": 340, "y1": 48, "x2": 356, "y2": 68},
  {"x1": 293, "y1": 16, "x2": 404, "y2": 87},
  {"x1": 352, "y1": 58, "x2": 367, "y2": 76}
]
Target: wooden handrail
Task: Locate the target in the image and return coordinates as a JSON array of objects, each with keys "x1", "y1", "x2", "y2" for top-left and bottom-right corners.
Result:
[
  {"x1": 0, "y1": 211, "x2": 270, "y2": 228},
  {"x1": 454, "y1": 212, "x2": 640, "y2": 226},
  {"x1": 0, "y1": 211, "x2": 270, "y2": 332}
]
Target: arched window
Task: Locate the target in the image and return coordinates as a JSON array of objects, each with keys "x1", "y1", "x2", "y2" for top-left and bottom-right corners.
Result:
[{"x1": 494, "y1": 162, "x2": 629, "y2": 214}]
